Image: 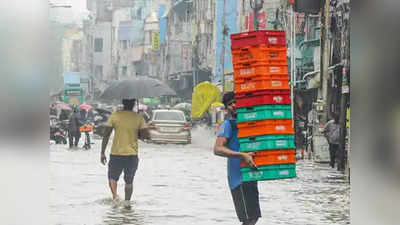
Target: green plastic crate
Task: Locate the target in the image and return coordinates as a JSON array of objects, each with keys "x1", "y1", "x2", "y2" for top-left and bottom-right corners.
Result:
[
  {"x1": 239, "y1": 134, "x2": 295, "y2": 152},
  {"x1": 241, "y1": 164, "x2": 296, "y2": 181},
  {"x1": 237, "y1": 105, "x2": 292, "y2": 122}
]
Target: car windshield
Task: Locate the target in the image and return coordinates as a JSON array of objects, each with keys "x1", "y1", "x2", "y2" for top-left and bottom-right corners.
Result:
[{"x1": 154, "y1": 111, "x2": 185, "y2": 121}]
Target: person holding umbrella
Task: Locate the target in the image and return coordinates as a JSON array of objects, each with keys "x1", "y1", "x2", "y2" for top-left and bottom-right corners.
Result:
[
  {"x1": 68, "y1": 105, "x2": 82, "y2": 149},
  {"x1": 100, "y1": 99, "x2": 150, "y2": 209}
]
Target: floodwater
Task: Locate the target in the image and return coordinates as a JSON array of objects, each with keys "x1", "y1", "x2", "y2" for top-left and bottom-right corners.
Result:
[{"x1": 50, "y1": 127, "x2": 350, "y2": 225}]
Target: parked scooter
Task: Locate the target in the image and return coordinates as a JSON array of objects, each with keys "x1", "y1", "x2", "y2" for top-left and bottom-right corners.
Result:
[
  {"x1": 50, "y1": 116, "x2": 68, "y2": 144},
  {"x1": 92, "y1": 108, "x2": 111, "y2": 138}
]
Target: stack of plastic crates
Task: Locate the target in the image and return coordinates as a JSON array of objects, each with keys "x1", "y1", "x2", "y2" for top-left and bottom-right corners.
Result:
[{"x1": 230, "y1": 30, "x2": 296, "y2": 181}]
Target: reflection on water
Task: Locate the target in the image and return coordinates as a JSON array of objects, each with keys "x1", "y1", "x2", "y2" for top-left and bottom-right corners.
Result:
[
  {"x1": 103, "y1": 207, "x2": 146, "y2": 225},
  {"x1": 50, "y1": 128, "x2": 349, "y2": 225}
]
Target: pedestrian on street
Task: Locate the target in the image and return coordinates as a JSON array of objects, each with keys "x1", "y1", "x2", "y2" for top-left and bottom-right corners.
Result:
[
  {"x1": 100, "y1": 99, "x2": 150, "y2": 209},
  {"x1": 323, "y1": 113, "x2": 340, "y2": 168},
  {"x1": 68, "y1": 106, "x2": 82, "y2": 149},
  {"x1": 213, "y1": 92, "x2": 261, "y2": 225}
]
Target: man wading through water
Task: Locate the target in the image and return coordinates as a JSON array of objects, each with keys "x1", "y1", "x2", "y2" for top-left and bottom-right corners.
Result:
[
  {"x1": 214, "y1": 92, "x2": 261, "y2": 225},
  {"x1": 101, "y1": 99, "x2": 150, "y2": 209}
]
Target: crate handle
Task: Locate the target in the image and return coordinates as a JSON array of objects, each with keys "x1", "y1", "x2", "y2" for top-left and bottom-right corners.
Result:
[
  {"x1": 244, "y1": 92, "x2": 253, "y2": 96},
  {"x1": 246, "y1": 107, "x2": 253, "y2": 111},
  {"x1": 249, "y1": 137, "x2": 256, "y2": 141},
  {"x1": 237, "y1": 34, "x2": 256, "y2": 40},
  {"x1": 269, "y1": 52, "x2": 279, "y2": 58},
  {"x1": 248, "y1": 122, "x2": 256, "y2": 126}
]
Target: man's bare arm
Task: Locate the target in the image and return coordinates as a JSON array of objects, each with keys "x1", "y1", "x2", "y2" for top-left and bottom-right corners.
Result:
[
  {"x1": 214, "y1": 137, "x2": 257, "y2": 168},
  {"x1": 101, "y1": 126, "x2": 113, "y2": 165},
  {"x1": 138, "y1": 128, "x2": 150, "y2": 141}
]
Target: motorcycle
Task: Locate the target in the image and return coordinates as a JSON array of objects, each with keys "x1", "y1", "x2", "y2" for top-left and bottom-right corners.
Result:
[
  {"x1": 93, "y1": 115, "x2": 108, "y2": 138},
  {"x1": 92, "y1": 108, "x2": 111, "y2": 138},
  {"x1": 50, "y1": 118, "x2": 68, "y2": 145}
]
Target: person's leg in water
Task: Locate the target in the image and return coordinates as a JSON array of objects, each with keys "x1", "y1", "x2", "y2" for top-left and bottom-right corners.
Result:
[
  {"x1": 231, "y1": 182, "x2": 261, "y2": 224},
  {"x1": 109, "y1": 179, "x2": 119, "y2": 203},
  {"x1": 74, "y1": 131, "x2": 81, "y2": 147},
  {"x1": 122, "y1": 156, "x2": 139, "y2": 209},
  {"x1": 108, "y1": 156, "x2": 124, "y2": 207},
  {"x1": 329, "y1": 143, "x2": 335, "y2": 168},
  {"x1": 85, "y1": 131, "x2": 91, "y2": 148},
  {"x1": 242, "y1": 217, "x2": 259, "y2": 225},
  {"x1": 68, "y1": 131, "x2": 74, "y2": 149}
]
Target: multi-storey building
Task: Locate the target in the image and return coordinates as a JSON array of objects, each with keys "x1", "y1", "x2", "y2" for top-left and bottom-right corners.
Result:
[
  {"x1": 192, "y1": 0, "x2": 215, "y2": 86},
  {"x1": 162, "y1": 0, "x2": 194, "y2": 99},
  {"x1": 62, "y1": 29, "x2": 85, "y2": 73},
  {"x1": 84, "y1": 0, "x2": 171, "y2": 93}
]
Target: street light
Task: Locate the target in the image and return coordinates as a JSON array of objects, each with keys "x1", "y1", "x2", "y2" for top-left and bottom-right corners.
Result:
[
  {"x1": 250, "y1": 0, "x2": 264, "y2": 30},
  {"x1": 49, "y1": 2, "x2": 72, "y2": 8}
]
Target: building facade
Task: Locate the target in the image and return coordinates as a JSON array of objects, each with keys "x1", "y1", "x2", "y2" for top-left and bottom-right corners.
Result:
[{"x1": 162, "y1": 0, "x2": 194, "y2": 100}]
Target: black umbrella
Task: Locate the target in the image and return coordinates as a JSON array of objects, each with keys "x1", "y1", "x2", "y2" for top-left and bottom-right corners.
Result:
[{"x1": 100, "y1": 77, "x2": 177, "y2": 101}]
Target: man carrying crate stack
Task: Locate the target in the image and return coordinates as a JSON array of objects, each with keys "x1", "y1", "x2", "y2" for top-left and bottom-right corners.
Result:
[{"x1": 214, "y1": 92, "x2": 261, "y2": 225}]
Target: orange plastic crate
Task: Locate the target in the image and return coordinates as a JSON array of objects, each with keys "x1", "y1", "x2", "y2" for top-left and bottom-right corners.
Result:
[
  {"x1": 232, "y1": 45, "x2": 287, "y2": 65},
  {"x1": 79, "y1": 125, "x2": 93, "y2": 132},
  {"x1": 233, "y1": 61, "x2": 289, "y2": 80},
  {"x1": 240, "y1": 149, "x2": 296, "y2": 167},
  {"x1": 237, "y1": 119, "x2": 294, "y2": 138},
  {"x1": 230, "y1": 30, "x2": 286, "y2": 49},
  {"x1": 234, "y1": 75, "x2": 290, "y2": 93}
]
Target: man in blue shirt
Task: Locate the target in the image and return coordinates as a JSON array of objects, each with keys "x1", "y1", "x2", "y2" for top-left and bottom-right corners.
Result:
[{"x1": 214, "y1": 92, "x2": 261, "y2": 225}]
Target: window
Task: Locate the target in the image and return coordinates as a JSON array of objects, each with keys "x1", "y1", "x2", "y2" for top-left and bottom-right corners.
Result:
[
  {"x1": 94, "y1": 38, "x2": 103, "y2": 52},
  {"x1": 95, "y1": 65, "x2": 103, "y2": 78},
  {"x1": 121, "y1": 40, "x2": 128, "y2": 50},
  {"x1": 122, "y1": 66, "x2": 127, "y2": 76},
  {"x1": 154, "y1": 111, "x2": 185, "y2": 121},
  {"x1": 136, "y1": 7, "x2": 142, "y2": 19}
]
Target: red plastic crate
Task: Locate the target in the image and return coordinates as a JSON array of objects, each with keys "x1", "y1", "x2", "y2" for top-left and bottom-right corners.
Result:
[
  {"x1": 234, "y1": 75, "x2": 290, "y2": 94},
  {"x1": 233, "y1": 61, "x2": 289, "y2": 80},
  {"x1": 236, "y1": 90, "x2": 291, "y2": 108},
  {"x1": 232, "y1": 45, "x2": 287, "y2": 65},
  {"x1": 231, "y1": 30, "x2": 286, "y2": 50}
]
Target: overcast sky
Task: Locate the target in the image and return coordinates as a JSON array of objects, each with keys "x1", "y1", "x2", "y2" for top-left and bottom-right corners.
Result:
[{"x1": 50, "y1": 0, "x2": 88, "y2": 24}]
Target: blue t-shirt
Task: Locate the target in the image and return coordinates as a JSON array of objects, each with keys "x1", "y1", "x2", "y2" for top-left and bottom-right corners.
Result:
[{"x1": 217, "y1": 119, "x2": 242, "y2": 190}]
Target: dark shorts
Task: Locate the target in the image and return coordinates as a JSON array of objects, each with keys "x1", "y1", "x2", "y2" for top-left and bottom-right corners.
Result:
[
  {"x1": 231, "y1": 181, "x2": 261, "y2": 222},
  {"x1": 108, "y1": 155, "x2": 139, "y2": 184}
]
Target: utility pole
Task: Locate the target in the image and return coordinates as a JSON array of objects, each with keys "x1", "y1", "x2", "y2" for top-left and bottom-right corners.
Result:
[
  {"x1": 338, "y1": 2, "x2": 350, "y2": 172},
  {"x1": 289, "y1": 2, "x2": 296, "y2": 120},
  {"x1": 319, "y1": 0, "x2": 331, "y2": 125},
  {"x1": 221, "y1": 0, "x2": 227, "y2": 93}
]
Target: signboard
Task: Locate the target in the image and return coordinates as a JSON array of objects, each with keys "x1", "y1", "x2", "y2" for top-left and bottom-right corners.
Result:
[
  {"x1": 342, "y1": 85, "x2": 349, "y2": 94},
  {"x1": 152, "y1": 32, "x2": 160, "y2": 50},
  {"x1": 69, "y1": 98, "x2": 79, "y2": 105},
  {"x1": 65, "y1": 90, "x2": 82, "y2": 96},
  {"x1": 63, "y1": 72, "x2": 80, "y2": 84},
  {"x1": 168, "y1": 74, "x2": 180, "y2": 80}
]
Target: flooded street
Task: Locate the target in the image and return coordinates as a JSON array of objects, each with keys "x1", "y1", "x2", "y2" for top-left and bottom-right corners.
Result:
[{"x1": 50, "y1": 128, "x2": 349, "y2": 225}]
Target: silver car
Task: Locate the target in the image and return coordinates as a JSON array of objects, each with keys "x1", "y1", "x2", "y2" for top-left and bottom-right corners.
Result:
[{"x1": 148, "y1": 109, "x2": 191, "y2": 144}]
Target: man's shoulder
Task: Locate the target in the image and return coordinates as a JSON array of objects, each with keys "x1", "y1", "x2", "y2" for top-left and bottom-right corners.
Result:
[
  {"x1": 218, "y1": 119, "x2": 235, "y2": 136},
  {"x1": 220, "y1": 119, "x2": 232, "y2": 129}
]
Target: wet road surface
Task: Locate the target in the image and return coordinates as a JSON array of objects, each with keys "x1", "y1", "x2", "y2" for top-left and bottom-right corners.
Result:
[{"x1": 50, "y1": 128, "x2": 349, "y2": 225}]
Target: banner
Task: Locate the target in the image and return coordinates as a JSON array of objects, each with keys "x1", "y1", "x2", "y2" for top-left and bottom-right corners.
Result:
[{"x1": 152, "y1": 32, "x2": 160, "y2": 50}]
